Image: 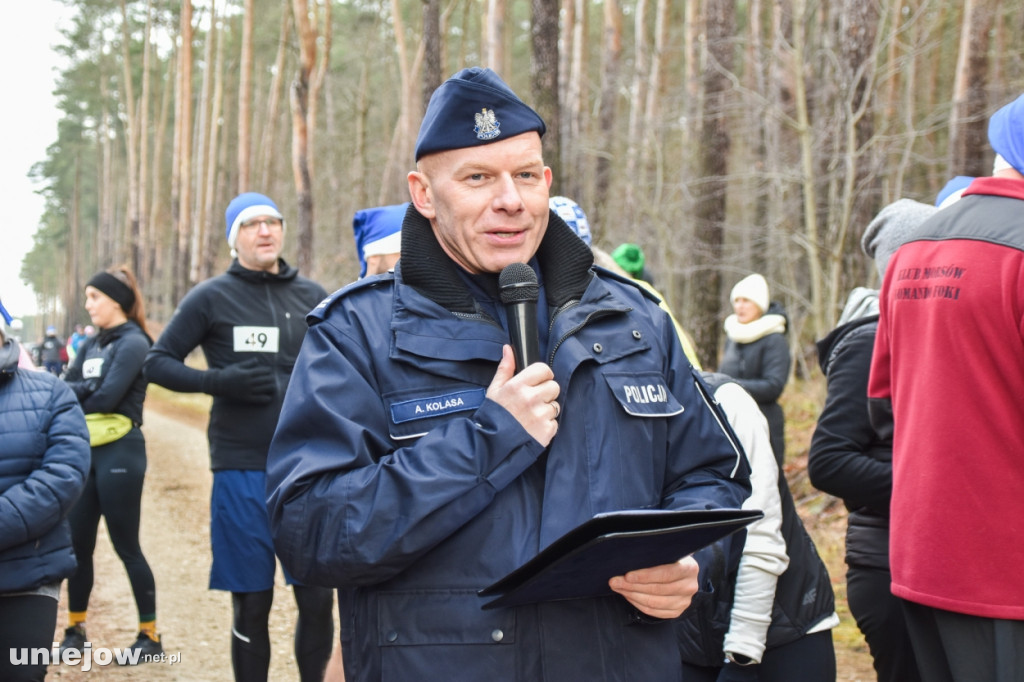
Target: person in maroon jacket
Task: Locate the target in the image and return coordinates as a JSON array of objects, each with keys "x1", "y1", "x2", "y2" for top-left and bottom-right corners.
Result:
[{"x1": 868, "y1": 92, "x2": 1024, "y2": 681}]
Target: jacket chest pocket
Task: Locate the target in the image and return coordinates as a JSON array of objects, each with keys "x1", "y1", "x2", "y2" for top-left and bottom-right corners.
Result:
[
  {"x1": 383, "y1": 384, "x2": 487, "y2": 441},
  {"x1": 603, "y1": 372, "x2": 683, "y2": 418},
  {"x1": 560, "y1": 371, "x2": 684, "y2": 509}
]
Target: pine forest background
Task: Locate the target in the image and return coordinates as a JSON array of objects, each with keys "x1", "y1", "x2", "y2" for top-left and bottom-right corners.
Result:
[{"x1": 21, "y1": 0, "x2": 1024, "y2": 371}]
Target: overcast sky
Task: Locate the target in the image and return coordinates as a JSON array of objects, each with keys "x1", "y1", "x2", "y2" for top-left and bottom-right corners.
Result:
[{"x1": 1, "y1": 1, "x2": 68, "y2": 323}]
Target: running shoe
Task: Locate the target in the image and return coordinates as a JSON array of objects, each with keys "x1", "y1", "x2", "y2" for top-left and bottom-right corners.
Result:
[
  {"x1": 120, "y1": 631, "x2": 164, "y2": 664},
  {"x1": 58, "y1": 625, "x2": 87, "y2": 656}
]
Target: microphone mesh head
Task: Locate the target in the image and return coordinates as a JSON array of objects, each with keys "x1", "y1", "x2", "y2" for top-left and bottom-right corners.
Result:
[{"x1": 499, "y1": 263, "x2": 540, "y2": 304}]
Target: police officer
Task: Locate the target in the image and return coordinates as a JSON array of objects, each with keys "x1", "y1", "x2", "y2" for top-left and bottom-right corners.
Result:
[{"x1": 266, "y1": 68, "x2": 750, "y2": 682}]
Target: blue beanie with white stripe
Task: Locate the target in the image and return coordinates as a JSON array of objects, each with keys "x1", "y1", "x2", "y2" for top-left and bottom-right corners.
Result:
[
  {"x1": 988, "y1": 92, "x2": 1024, "y2": 174},
  {"x1": 225, "y1": 193, "x2": 284, "y2": 249}
]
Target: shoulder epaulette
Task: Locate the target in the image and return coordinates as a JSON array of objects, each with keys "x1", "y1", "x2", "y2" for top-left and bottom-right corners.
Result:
[
  {"x1": 593, "y1": 265, "x2": 663, "y2": 304},
  {"x1": 307, "y1": 272, "x2": 395, "y2": 324}
]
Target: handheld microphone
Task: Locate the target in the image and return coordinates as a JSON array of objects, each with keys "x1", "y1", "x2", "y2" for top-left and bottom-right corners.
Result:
[{"x1": 499, "y1": 263, "x2": 541, "y2": 373}]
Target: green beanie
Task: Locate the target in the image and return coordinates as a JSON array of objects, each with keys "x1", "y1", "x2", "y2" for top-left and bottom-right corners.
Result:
[{"x1": 611, "y1": 243, "x2": 645, "y2": 278}]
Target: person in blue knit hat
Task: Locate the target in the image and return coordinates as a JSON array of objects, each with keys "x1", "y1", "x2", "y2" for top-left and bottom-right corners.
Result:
[
  {"x1": 935, "y1": 175, "x2": 975, "y2": 209},
  {"x1": 268, "y1": 67, "x2": 749, "y2": 682},
  {"x1": 868, "y1": 92, "x2": 1024, "y2": 680},
  {"x1": 224, "y1": 192, "x2": 285, "y2": 259},
  {"x1": 548, "y1": 196, "x2": 592, "y2": 246},
  {"x1": 352, "y1": 203, "x2": 407, "y2": 278},
  {"x1": 144, "y1": 192, "x2": 333, "y2": 682},
  {"x1": 989, "y1": 92, "x2": 1024, "y2": 174}
]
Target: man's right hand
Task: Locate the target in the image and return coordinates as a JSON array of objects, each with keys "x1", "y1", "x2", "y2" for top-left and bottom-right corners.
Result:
[
  {"x1": 202, "y1": 358, "x2": 276, "y2": 404},
  {"x1": 485, "y1": 345, "x2": 560, "y2": 447}
]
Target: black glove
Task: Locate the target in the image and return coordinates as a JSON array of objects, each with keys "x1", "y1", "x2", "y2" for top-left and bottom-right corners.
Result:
[
  {"x1": 716, "y1": 661, "x2": 760, "y2": 682},
  {"x1": 202, "y1": 358, "x2": 276, "y2": 404}
]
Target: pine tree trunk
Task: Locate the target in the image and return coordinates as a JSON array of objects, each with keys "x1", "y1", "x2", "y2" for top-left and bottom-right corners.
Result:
[
  {"x1": 200, "y1": 11, "x2": 226, "y2": 282},
  {"x1": 173, "y1": 0, "x2": 194, "y2": 301},
  {"x1": 422, "y1": 0, "x2": 442, "y2": 107},
  {"x1": 485, "y1": 0, "x2": 506, "y2": 75},
  {"x1": 378, "y1": 0, "x2": 422, "y2": 205},
  {"x1": 290, "y1": 0, "x2": 317, "y2": 274},
  {"x1": 138, "y1": 0, "x2": 153, "y2": 284},
  {"x1": 949, "y1": 0, "x2": 993, "y2": 178},
  {"x1": 594, "y1": 0, "x2": 622, "y2": 232},
  {"x1": 191, "y1": 0, "x2": 217, "y2": 284},
  {"x1": 692, "y1": 0, "x2": 733, "y2": 369},
  {"x1": 237, "y1": 0, "x2": 254, "y2": 192},
  {"x1": 791, "y1": 0, "x2": 825, "y2": 341},
  {"x1": 119, "y1": 0, "x2": 140, "y2": 275},
  {"x1": 531, "y1": 0, "x2": 561, "y2": 187},
  {"x1": 257, "y1": 1, "x2": 290, "y2": 192},
  {"x1": 830, "y1": 0, "x2": 880, "y2": 324},
  {"x1": 623, "y1": 0, "x2": 648, "y2": 216}
]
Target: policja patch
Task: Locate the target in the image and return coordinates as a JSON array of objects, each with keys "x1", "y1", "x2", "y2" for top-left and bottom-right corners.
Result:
[{"x1": 603, "y1": 372, "x2": 684, "y2": 417}]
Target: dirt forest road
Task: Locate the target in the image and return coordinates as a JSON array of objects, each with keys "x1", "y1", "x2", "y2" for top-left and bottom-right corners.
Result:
[{"x1": 47, "y1": 393, "x2": 328, "y2": 681}]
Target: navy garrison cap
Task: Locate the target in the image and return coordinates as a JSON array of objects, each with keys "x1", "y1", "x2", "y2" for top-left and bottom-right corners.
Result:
[{"x1": 415, "y1": 67, "x2": 546, "y2": 161}]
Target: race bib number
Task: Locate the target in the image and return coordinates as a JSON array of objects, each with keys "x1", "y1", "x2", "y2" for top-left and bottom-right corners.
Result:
[
  {"x1": 83, "y1": 357, "x2": 104, "y2": 379},
  {"x1": 233, "y1": 326, "x2": 280, "y2": 353}
]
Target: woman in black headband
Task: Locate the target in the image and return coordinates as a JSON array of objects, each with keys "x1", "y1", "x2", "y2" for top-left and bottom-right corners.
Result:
[{"x1": 59, "y1": 265, "x2": 164, "y2": 663}]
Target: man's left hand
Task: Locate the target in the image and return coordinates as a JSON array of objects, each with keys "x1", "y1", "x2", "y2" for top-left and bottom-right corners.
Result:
[{"x1": 608, "y1": 556, "x2": 699, "y2": 619}]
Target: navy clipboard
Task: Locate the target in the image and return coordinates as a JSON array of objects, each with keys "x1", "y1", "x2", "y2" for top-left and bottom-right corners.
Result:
[{"x1": 478, "y1": 508, "x2": 763, "y2": 610}]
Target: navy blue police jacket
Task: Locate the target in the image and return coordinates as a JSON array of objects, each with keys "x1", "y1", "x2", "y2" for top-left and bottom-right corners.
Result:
[{"x1": 266, "y1": 210, "x2": 750, "y2": 682}]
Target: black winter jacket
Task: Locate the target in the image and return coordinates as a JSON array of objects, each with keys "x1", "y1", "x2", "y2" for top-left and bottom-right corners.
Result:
[
  {"x1": 718, "y1": 308, "x2": 790, "y2": 462},
  {"x1": 0, "y1": 339, "x2": 90, "y2": 592},
  {"x1": 809, "y1": 314, "x2": 892, "y2": 570}
]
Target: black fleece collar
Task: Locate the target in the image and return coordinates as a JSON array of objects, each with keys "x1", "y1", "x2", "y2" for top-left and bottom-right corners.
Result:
[
  {"x1": 398, "y1": 204, "x2": 595, "y2": 315},
  {"x1": 228, "y1": 258, "x2": 299, "y2": 283}
]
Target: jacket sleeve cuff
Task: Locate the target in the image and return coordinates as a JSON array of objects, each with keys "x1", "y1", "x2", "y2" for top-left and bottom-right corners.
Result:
[{"x1": 473, "y1": 399, "x2": 547, "y2": 492}]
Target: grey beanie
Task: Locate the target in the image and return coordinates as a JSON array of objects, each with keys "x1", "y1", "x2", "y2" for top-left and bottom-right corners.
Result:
[{"x1": 861, "y1": 198, "x2": 938, "y2": 278}]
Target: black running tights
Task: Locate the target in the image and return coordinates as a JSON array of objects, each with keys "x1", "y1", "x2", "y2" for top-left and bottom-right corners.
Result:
[
  {"x1": 0, "y1": 594, "x2": 58, "y2": 682},
  {"x1": 231, "y1": 585, "x2": 334, "y2": 682},
  {"x1": 66, "y1": 429, "x2": 156, "y2": 621}
]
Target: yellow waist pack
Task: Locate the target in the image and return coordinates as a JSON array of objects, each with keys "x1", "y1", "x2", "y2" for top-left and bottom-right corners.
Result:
[{"x1": 85, "y1": 413, "x2": 134, "y2": 447}]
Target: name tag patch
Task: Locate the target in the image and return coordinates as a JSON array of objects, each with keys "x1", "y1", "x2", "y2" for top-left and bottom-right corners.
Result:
[
  {"x1": 604, "y1": 373, "x2": 684, "y2": 417},
  {"x1": 390, "y1": 388, "x2": 486, "y2": 424},
  {"x1": 233, "y1": 326, "x2": 280, "y2": 353}
]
